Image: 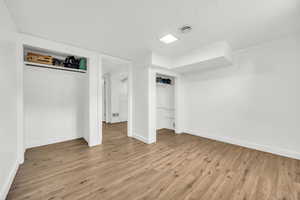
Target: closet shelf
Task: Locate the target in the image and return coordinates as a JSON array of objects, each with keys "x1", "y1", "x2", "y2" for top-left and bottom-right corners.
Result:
[
  {"x1": 157, "y1": 107, "x2": 175, "y2": 111},
  {"x1": 24, "y1": 61, "x2": 87, "y2": 73},
  {"x1": 156, "y1": 82, "x2": 173, "y2": 86}
]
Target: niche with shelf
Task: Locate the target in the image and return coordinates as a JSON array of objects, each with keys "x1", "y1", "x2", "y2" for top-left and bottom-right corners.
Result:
[
  {"x1": 156, "y1": 76, "x2": 173, "y2": 85},
  {"x1": 156, "y1": 74, "x2": 175, "y2": 130},
  {"x1": 23, "y1": 45, "x2": 88, "y2": 73}
]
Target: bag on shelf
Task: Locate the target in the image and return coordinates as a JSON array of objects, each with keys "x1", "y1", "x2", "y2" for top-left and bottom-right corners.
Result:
[
  {"x1": 79, "y1": 58, "x2": 87, "y2": 70},
  {"x1": 52, "y1": 58, "x2": 64, "y2": 66},
  {"x1": 64, "y1": 56, "x2": 80, "y2": 69}
]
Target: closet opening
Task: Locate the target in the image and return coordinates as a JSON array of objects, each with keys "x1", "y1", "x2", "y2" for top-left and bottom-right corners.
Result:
[
  {"x1": 155, "y1": 73, "x2": 176, "y2": 141},
  {"x1": 101, "y1": 57, "x2": 131, "y2": 143},
  {"x1": 22, "y1": 45, "x2": 89, "y2": 149}
]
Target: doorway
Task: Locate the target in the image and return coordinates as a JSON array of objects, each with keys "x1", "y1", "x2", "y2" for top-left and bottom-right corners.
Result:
[
  {"x1": 101, "y1": 56, "x2": 132, "y2": 143},
  {"x1": 156, "y1": 74, "x2": 176, "y2": 140},
  {"x1": 149, "y1": 68, "x2": 182, "y2": 143}
]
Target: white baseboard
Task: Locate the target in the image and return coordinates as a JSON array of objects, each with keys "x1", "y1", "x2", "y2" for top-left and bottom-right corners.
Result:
[
  {"x1": 175, "y1": 129, "x2": 183, "y2": 134},
  {"x1": 26, "y1": 136, "x2": 82, "y2": 149},
  {"x1": 184, "y1": 129, "x2": 300, "y2": 160},
  {"x1": 88, "y1": 138, "x2": 102, "y2": 147},
  {"x1": 0, "y1": 160, "x2": 19, "y2": 200},
  {"x1": 132, "y1": 133, "x2": 155, "y2": 144},
  {"x1": 110, "y1": 120, "x2": 128, "y2": 124}
]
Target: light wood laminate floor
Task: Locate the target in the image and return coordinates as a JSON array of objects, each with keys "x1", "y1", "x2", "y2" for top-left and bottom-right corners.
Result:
[{"x1": 7, "y1": 122, "x2": 300, "y2": 200}]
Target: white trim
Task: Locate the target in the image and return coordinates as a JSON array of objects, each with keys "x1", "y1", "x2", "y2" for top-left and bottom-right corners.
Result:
[
  {"x1": 26, "y1": 136, "x2": 83, "y2": 149},
  {"x1": 132, "y1": 133, "x2": 155, "y2": 144},
  {"x1": 96, "y1": 55, "x2": 102, "y2": 145},
  {"x1": 24, "y1": 61, "x2": 87, "y2": 73},
  {"x1": 127, "y1": 63, "x2": 133, "y2": 137},
  {"x1": 0, "y1": 160, "x2": 19, "y2": 200},
  {"x1": 174, "y1": 75, "x2": 183, "y2": 134},
  {"x1": 103, "y1": 74, "x2": 111, "y2": 123},
  {"x1": 148, "y1": 68, "x2": 156, "y2": 143},
  {"x1": 184, "y1": 129, "x2": 300, "y2": 160},
  {"x1": 16, "y1": 37, "x2": 24, "y2": 164}
]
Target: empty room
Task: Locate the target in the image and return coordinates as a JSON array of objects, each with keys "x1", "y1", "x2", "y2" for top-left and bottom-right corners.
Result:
[{"x1": 1, "y1": 0, "x2": 300, "y2": 200}]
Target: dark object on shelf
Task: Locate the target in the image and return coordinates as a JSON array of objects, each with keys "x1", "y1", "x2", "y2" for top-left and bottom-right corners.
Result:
[
  {"x1": 79, "y1": 58, "x2": 87, "y2": 70},
  {"x1": 64, "y1": 56, "x2": 80, "y2": 69},
  {"x1": 164, "y1": 78, "x2": 171, "y2": 84},
  {"x1": 156, "y1": 77, "x2": 163, "y2": 83},
  {"x1": 156, "y1": 77, "x2": 172, "y2": 85},
  {"x1": 27, "y1": 52, "x2": 53, "y2": 65},
  {"x1": 52, "y1": 58, "x2": 64, "y2": 66}
]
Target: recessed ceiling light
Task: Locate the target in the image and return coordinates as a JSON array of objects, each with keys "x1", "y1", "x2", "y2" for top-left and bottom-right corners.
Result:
[{"x1": 159, "y1": 34, "x2": 178, "y2": 44}]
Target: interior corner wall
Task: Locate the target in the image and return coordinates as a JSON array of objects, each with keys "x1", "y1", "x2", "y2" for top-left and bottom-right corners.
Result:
[
  {"x1": 24, "y1": 67, "x2": 88, "y2": 148},
  {"x1": 0, "y1": 0, "x2": 19, "y2": 199},
  {"x1": 181, "y1": 35, "x2": 300, "y2": 159}
]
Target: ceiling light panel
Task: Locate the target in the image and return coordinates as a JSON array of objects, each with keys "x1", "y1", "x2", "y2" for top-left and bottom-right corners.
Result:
[{"x1": 160, "y1": 34, "x2": 178, "y2": 44}]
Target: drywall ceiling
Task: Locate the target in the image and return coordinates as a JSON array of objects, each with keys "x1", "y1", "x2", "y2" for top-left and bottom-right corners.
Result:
[{"x1": 5, "y1": 0, "x2": 300, "y2": 60}]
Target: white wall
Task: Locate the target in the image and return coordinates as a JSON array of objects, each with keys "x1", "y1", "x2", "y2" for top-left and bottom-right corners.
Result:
[
  {"x1": 0, "y1": 1, "x2": 18, "y2": 199},
  {"x1": 24, "y1": 66, "x2": 88, "y2": 148},
  {"x1": 132, "y1": 55, "x2": 151, "y2": 143},
  {"x1": 181, "y1": 35, "x2": 300, "y2": 159},
  {"x1": 102, "y1": 74, "x2": 111, "y2": 123},
  {"x1": 102, "y1": 78, "x2": 105, "y2": 120},
  {"x1": 110, "y1": 72, "x2": 128, "y2": 123}
]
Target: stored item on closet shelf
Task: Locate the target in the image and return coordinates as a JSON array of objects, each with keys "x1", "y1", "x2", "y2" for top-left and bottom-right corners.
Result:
[
  {"x1": 79, "y1": 58, "x2": 87, "y2": 70},
  {"x1": 164, "y1": 78, "x2": 171, "y2": 84},
  {"x1": 52, "y1": 58, "x2": 64, "y2": 67},
  {"x1": 156, "y1": 77, "x2": 172, "y2": 84},
  {"x1": 27, "y1": 52, "x2": 53, "y2": 65},
  {"x1": 156, "y1": 77, "x2": 163, "y2": 83},
  {"x1": 64, "y1": 56, "x2": 80, "y2": 69}
]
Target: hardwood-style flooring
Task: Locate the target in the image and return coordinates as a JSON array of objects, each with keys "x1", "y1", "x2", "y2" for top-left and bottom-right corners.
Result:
[{"x1": 7, "y1": 122, "x2": 300, "y2": 200}]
